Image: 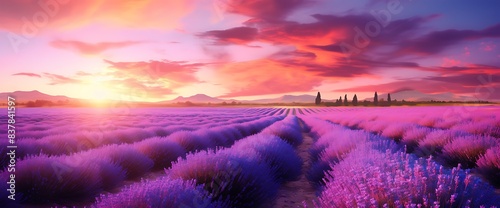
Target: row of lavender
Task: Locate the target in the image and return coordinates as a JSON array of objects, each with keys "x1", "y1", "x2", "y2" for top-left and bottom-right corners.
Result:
[
  {"x1": 300, "y1": 115, "x2": 500, "y2": 207},
  {"x1": 312, "y1": 107, "x2": 500, "y2": 187},
  {"x1": 0, "y1": 110, "x2": 285, "y2": 205},
  {"x1": 93, "y1": 116, "x2": 304, "y2": 207},
  {"x1": 319, "y1": 107, "x2": 499, "y2": 138},
  {"x1": 0, "y1": 108, "x2": 288, "y2": 168},
  {"x1": 1, "y1": 107, "x2": 285, "y2": 139},
  {"x1": 0, "y1": 106, "x2": 299, "y2": 144}
]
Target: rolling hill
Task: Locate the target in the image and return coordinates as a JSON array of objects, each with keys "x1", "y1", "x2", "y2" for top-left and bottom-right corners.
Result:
[{"x1": 0, "y1": 90, "x2": 73, "y2": 103}]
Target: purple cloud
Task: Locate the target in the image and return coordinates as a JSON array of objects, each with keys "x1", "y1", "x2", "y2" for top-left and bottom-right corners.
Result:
[{"x1": 200, "y1": 27, "x2": 259, "y2": 45}]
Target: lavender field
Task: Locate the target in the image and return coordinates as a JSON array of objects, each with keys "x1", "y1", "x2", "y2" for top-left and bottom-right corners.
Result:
[{"x1": 1, "y1": 106, "x2": 500, "y2": 207}]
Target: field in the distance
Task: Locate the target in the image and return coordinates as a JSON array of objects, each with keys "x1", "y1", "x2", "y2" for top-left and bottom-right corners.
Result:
[{"x1": 1, "y1": 106, "x2": 499, "y2": 207}]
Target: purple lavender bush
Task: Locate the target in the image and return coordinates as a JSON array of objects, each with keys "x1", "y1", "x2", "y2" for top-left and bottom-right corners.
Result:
[
  {"x1": 476, "y1": 145, "x2": 500, "y2": 186},
  {"x1": 134, "y1": 137, "x2": 186, "y2": 170},
  {"x1": 3, "y1": 155, "x2": 104, "y2": 203},
  {"x1": 167, "y1": 149, "x2": 279, "y2": 207},
  {"x1": 94, "y1": 178, "x2": 228, "y2": 208},
  {"x1": 261, "y1": 116, "x2": 303, "y2": 146},
  {"x1": 316, "y1": 145, "x2": 500, "y2": 207},
  {"x1": 232, "y1": 134, "x2": 302, "y2": 182},
  {"x1": 440, "y1": 135, "x2": 497, "y2": 168}
]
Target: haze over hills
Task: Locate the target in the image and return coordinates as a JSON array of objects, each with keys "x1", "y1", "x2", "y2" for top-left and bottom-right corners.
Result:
[
  {"x1": 0, "y1": 90, "x2": 74, "y2": 103},
  {"x1": 167, "y1": 94, "x2": 226, "y2": 103}
]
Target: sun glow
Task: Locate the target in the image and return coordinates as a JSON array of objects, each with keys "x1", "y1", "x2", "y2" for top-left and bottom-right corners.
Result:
[{"x1": 82, "y1": 81, "x2": 115, "y2": 101}]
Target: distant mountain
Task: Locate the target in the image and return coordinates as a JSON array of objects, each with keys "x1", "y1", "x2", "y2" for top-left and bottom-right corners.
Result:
[
  {"x1": 366, "y1": 90, "x2": 476, "y2": 102},
  {"x1": 168, "y1": 94, "x2": 225, "y2": 103},
  {"x1": 0, "y1": 90, "x2": 73, "y2": 103}
]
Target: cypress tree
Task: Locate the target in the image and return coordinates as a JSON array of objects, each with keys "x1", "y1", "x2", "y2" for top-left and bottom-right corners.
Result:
[
  {"x1": 353, "y1": 94, "x2": 358, "y2": 106},
  {"x1": 374, "y1": 92, "x2": 378, "y2": 106},
  {"x1": 315, "y1": 92, "x2": 321, "y2": 105}
]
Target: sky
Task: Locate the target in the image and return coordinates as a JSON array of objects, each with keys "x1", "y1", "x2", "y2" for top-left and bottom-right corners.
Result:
[{"x1": 1, "y1": 0, "x2": 499, "y2": 102}]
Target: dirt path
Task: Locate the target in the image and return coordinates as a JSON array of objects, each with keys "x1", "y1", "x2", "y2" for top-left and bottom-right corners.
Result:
[{"x1": 269, "y1": 118, "x2": 317, "y2": 208}]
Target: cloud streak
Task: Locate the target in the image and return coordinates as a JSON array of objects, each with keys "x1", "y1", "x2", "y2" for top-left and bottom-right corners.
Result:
[
  {"x1": 50, "y1": 40, "x2": 145, "y2": 55},
  {"x1": 43, "y1": 73, "x2": 81, "y2": 85},
  {"x1": 12, "y1": 72, "x2": 42, "y2": 78},
  {"x1": 200, "y1": 27, "x2": 259, "y2": 45}
]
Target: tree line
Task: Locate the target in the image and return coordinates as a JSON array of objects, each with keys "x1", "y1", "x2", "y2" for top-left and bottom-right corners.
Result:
[{"x1": 315, "y1": 92, "x2": 393, "y2": 106}]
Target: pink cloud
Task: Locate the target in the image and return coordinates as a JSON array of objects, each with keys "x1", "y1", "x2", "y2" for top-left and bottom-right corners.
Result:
[
  {"x1": 12, "y1": 72, "x2": 42, "y2": 78},
  {"x1": 224, "y1": 0, "x2": 313, "y2": 21},
  {"x1": 0, "y1": 0, "x2": 195, "y2": 34},
  {"x1": 75, "y1": 71, "x2": 93, "y2": 76},
  {"x1": 424, "y1": 64, "x2": 500, "y2": 76},
  {"x1": 13, "y1": 72, "x2": 86, "y2": 85},
  {"x1": 215, "y1": 59, "x2": 322, "y2": 98},
  {"x1": 29, "y1": 70, "x2": 178, "y2": 98},
  {"x1": 104, "y1": 59, "x2": 203, "y2": 89},
  {"x1": 464, "y1": 47, "x2": 471, "y2": 56},
  {"x1": 441, "y1": 57, "x2": 462, "y2": 67},
  {"x1": 106, "y1": 78, "x2": 174, "y2": 98},
  {"x1": 43, "y1": 73, "x2": 80, "y2": 85},
  {"x1": 50, "y1": 40, "x2": 144, "y2": 55},
  {"x1": 480, "y1": 41, "x2": 496, "y2": 51}
]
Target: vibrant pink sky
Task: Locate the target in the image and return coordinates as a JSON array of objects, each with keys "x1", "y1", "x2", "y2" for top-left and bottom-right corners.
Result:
[{"x1": 1, "y1": 0, "x2": 499, "y2": 102}]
